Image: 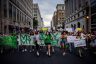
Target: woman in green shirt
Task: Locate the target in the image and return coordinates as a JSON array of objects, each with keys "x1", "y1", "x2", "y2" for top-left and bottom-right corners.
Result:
[{"x1": 44, "y1": 31, "x2": 52, "y2": 56}]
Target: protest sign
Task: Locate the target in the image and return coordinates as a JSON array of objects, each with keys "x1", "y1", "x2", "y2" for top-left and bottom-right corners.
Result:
[
  {"x1": 74, "y1": 39, "x2": 86, "y2": 47},
  {"x1": 67, "y1": 36, "x2": 76, "y2": 43},
  {"x1": 18, "y1": 34, "x2": 31, "y2": 45}
]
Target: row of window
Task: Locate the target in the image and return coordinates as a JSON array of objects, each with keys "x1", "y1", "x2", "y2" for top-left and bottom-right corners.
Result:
[
  {"x1": 91, "y1": 14, "x2": 96, "y2": 29},
  {"x1": 91, "y1": 3, "x2": 96, "y2": 14},
  {"x1": 3, "y1": 2, "x2": 31, "y2": 26},
  {"x1": 10, "y1": 0, "x2": 33, "y2": 17},
  {"x1": 66, "y1": 22, "x2": 84, "y2": 29},
  {"x1": 65, "y1": 10, "x2": 85, "y2": 23}
]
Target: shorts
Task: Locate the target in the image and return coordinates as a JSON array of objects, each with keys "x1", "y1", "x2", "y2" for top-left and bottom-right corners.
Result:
[
  {"x1": 60, "y1": 40, "x2": 66, "y2": 44},
  {"x1": 45, "y1": 43, "x2": 51, "y2": 45}
]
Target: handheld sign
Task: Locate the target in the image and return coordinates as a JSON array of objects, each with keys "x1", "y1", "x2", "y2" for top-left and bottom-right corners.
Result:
[
  {"x1": 67, "y1": 36, "x2": 76, "y2": 43},
  {"x1": 74, "y1": 39, "x2": 86, "y2": 47}
]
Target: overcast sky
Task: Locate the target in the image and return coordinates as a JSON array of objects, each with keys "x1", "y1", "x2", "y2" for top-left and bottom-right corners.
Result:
[{"x1": 34, "y1": 0, "x2": 64, "y2": 27}]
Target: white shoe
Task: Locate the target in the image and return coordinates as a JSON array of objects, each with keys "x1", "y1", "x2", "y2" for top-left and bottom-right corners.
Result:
[
  {"x1": 1, "y1": 50, "x2": 3, "y2": 54},
  {"x1": 37, "y1": 51, "x2": 39, "y2": 56},
  {"x1": 25, "y1": 49, "x2": 27, "y2": 52},
  {"x1": 52, "y1": 49, "x2": 55, "y2": 53},
  {"x1": 48, "y1": 53, "x2": 51, "y2": 57},
  {"x1": 46, "y1": 51, "x2": 48, "y2": 55},
  {"x1": 63, "y1": 52, "x2": 66, "y2": 56},
  {"x1": 30, "y1": 50, "x2": 32, "y2": 52},
  {"x1": 22, "y1": 50, "x2": 24, "y2": 52},
  {"x1": 33, "y1": 49, "x2": 34, "y2": 51}
]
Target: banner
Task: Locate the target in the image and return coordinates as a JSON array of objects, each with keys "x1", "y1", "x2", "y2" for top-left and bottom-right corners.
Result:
[
  {"x1": 51, "y1": 33, "x2": 61, "y2": 46},
  {"x1": 74, "y1": 39, "x2": 86, "y2": 47},
  {"x1": 0, "y1": 36, "x2": 17, "y2": 48},
  {"x1": 18, "y1": 34, "x2": 31, "y2": 45}
]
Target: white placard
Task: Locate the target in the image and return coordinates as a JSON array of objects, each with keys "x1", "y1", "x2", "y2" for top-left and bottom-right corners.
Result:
[
  {"x1": 74, "y1": 39, "x2": 86, "y2": 47},
  {"x1": 67, "y1": 36, "x2": 76, "y2": 43}
]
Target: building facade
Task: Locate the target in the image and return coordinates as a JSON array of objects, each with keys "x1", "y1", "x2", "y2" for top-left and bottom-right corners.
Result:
[
  {"x1": 64, "y1": 0, "x2": 91, "y2": 32},
  {"x1": 52, "y1": 4, "x2": 65, "y2": 29},
  {"x1": 0, "y1": 0, "x2": 33, "y2": 34},
  {"x1": 33, "y1": 3, "x2": 43, "y2": 29},
  {"x1": 52, "y1": 11, "x2": 57, "y2": 29},
  {"x1": 91, "y1": 0, "x2": 96, "y2": 32}
]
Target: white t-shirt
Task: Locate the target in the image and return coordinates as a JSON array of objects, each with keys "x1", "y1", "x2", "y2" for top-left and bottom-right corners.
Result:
[
  {"x1": 34, "y1": 34, "x2": 40, "y2": 44},
  {"x1": 81, "y1": 33, "x2": 86, "y2": 39}
]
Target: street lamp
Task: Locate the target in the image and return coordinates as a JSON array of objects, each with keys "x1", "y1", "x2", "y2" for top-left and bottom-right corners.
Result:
[{"x1": 86, "y1": 16, "x2": 89, "y2": 19}]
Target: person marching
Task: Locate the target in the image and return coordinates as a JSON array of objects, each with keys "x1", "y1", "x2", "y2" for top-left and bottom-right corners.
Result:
[
  {"x1": 60, "y1": 31, "x2": 67, "y2": 56},
  {"x1": 34, "y1": 31, "x2": 40, "y2": 56},
  {"x1": 44, "y1": 31, "x2": 52, "y2": 56},
  {"x1": 30, "y1": 31, "x2": 35, "y2": 52},
  {"x1": 39, "y1": 30, "x2": 45, "y2": 49},
  {"x1": 51, "y1": 31, "x2": 58, "y2": 53}
]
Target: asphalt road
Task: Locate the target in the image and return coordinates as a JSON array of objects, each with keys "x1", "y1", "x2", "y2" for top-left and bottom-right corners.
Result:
[{"x1": 0, "y1": 47, "x2": 96, "y2": 64}]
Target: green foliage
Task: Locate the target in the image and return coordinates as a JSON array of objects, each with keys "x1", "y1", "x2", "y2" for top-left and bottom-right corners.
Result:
[{"x1": 33, "y1": 18, "x2": 38, "y2": 28}]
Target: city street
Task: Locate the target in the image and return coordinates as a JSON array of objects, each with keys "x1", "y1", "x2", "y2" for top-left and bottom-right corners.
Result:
[
  {"x1": 0, "y1": 0, "x2": 96, "y2": 64},
  {"x1": 0, "y1": 47, "x2": 96, "y2": 64}
]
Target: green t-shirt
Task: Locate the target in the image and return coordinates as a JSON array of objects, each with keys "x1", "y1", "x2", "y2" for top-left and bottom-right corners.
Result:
[{"x1": 45, "y1": 35, "x2": 52, "y2": 43}]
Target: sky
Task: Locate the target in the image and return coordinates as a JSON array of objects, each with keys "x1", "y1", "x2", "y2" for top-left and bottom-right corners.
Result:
[{"x1": 34, "y1": 0, "x2": 64, "y2": 27}]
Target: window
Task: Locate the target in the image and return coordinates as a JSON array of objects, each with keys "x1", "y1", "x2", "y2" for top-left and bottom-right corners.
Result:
[
  {"x1": 83, "y1": 11, "x2": 85, "y2": 15},
  {"x1": 77, "y1": 22, "x2": 80, "y2": 28},
  {"x1": 29, "y1": 22, "x2": 30, "y2": 25},
  {"x1": 71, "y1": 24, "x2": 73, "y2": 28},
  {"x1": 62, "y1": 6, "x2": 64, "y2": 10},
  {"x1": 17, "y1": 9, "x2": 19, "y2": 21},
  {"x1": 22, "y1": 13, "x2": 23, "y2": 22},
  {"x1": 13, "y1": 6, "x2": 16, "y2": 21},
  {"x1": 3, "y1": 0, "x2": 7, "y2": 17},
  {"x1": 9, "y1": 3, "x2": 12, "y2": 19},
  {"x1": 24, "y1": 15, "x2": 26, "y2": 22},
  {"x1": 34, "y1": 10, "x2": 37, "y2": 13},
  {"x1": 74, "y1": 16, "x2": 76, "y2": 19},
  {"x1": 0, "y1": 0, "x2": 1, "y2": 10},
  {"x1": 34, "y1": 14, "x2": 37, "y2": 16},
  {"x1": 23, "y1": 14, "x2": 25, "y2": 22},
  {"x1": 20, "y1": 12, "x2": 21, "y2": 22},
  {"x1": 91, "y1": 4, "x2": 96, "y2": 14},
  {"x1": 83, "y1": 25, "x2": 84, "y2": 29},
  {"x1": 74, "y1": 24, "x2": 76, "y2": 30},
  {"x1": 78, "y1": 13, "x2": 80, "y2": 17}
]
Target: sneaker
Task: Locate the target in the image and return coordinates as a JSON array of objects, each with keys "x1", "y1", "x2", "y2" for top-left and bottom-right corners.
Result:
[
  {"x1": 37, "y1": 51, "x2": 39, "y2": 56},
  {"x1": 52, "y1": 49, "x2": 55, "y2": 53},
  {"x1": 25, "y1": 49, "x2": 27, "y2": 52},
  {"x1": 48, "y1": 53, "x2": 51, "y2": 57},
  {"x1": 30, "y1": 50, "x2": 32, "y2": 52},
  {"x1": 22, "y1": 50, "x2": 24, "y2": 52},
  {"x1": 1, "y1": 50, "x2": 3, "y2": 54},
  {"x1": 32, "y1": 49, "x2": 34, "y2": 51},
  {"x1": 63, "y1": 52, "x2": 66, "y2": 56},
  {"x1": 46, "y1": 51, "x2": 48, "y2": 55}
]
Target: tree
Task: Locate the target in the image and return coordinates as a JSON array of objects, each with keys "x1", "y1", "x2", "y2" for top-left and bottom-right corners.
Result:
[{"x1": 33, "y1": 18, "x2": 38, "y2": 29}]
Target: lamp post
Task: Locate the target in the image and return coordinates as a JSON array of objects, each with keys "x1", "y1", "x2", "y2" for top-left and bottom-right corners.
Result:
[
  {"x1": 86, "y1": 16, "x2": 89, "y2": 32},
  {"x1": 85, "y1": 0, "x2": 91, "y2": 33}
]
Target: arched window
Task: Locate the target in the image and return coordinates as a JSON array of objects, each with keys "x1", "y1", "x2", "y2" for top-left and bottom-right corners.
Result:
[
  {"x1": 71, "y1": 24, "x2": 73, "y2": 28},
  {"x1": 74, "y1": 24, "x2": 76, "y2": 30},
  {"x1": 83, "y1": 25, "x2": 84, "y2": 29},
  {"x1": 77, "y1": 22, "x2": 80, "y2": 28}
]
